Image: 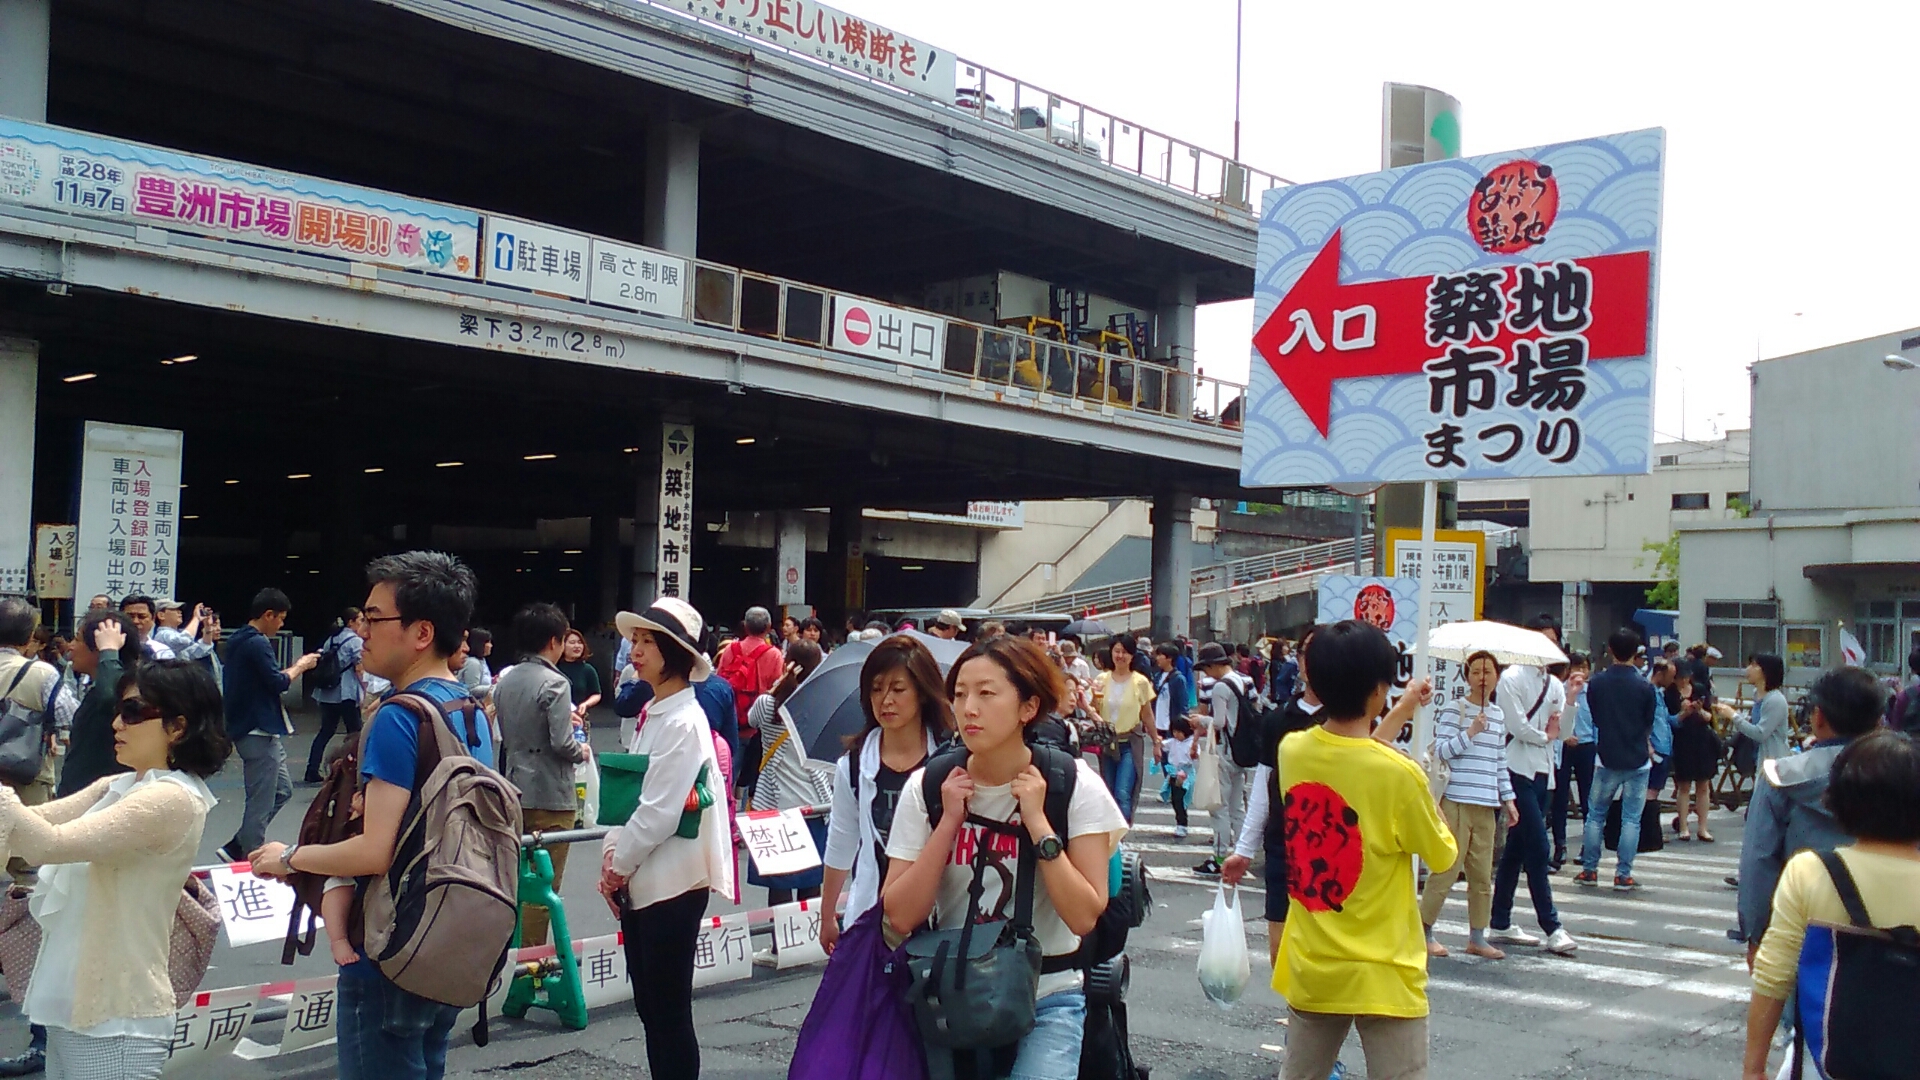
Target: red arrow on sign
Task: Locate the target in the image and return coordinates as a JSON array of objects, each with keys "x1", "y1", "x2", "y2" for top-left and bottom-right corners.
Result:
[{"x1": 1252, "y1": 230, "x2": 1652, "y2": 437}]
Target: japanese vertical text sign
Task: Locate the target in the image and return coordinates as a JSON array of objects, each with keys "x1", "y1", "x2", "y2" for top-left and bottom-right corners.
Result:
[
  {"x1": 73, "y1": 422, "x2": 183, "y2": 607},
  {"x1": 1241, "y1": 129, "x2": 1663, "y2": 485},
  {"x1": 0, "y1": 118, "x2": 478, "y2": 277},
  {"x1": 656, "y1": 424, "x2": 695, "y2": 600}
]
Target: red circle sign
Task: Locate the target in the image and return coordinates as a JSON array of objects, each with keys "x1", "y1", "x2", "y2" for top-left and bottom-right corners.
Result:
[
  {"x1": 842, "y1": 306, "x2": 873, "y2": 346},
  {"x1": 785, "y1": 567, "x2": 800, "y2": 585}
]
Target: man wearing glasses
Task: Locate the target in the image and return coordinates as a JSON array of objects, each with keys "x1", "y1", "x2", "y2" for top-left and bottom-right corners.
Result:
[{"x1": 218, "y1": 588, "x2": 320, "y2": 862}]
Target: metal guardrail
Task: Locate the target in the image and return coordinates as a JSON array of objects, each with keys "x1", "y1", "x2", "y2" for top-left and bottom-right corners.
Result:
[{"x1": 998, "y1": 534, "x2": 1372, "y2": 618}]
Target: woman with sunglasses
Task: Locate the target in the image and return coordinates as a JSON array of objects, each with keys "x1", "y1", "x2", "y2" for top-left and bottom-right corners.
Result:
[{"x1": 0, "y1": 659, "x2": 229, "y2": 1079}]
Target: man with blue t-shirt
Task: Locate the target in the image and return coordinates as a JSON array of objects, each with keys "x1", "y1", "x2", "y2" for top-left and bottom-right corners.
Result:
[{"x1": 249, "y1": 552, "x2": 492, "y2": 1080}]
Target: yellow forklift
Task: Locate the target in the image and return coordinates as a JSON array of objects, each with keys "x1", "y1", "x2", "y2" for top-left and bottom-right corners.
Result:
[{"x1": 992, "y1": 314, "x2": 1074, "y2": 394}]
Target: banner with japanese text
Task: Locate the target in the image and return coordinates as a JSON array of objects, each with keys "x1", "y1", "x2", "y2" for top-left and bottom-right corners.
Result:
[
  {"x1": 0, "y1": 118, "x2": 479, "y2": 278},
  {"x1": 656, "y1": 423, "x2": 695, "y2": 600},
  {"x1": 664, "y1": 0, "x2": 956, "y2": 101},
  {"x1": 73, "y1": 422, "x2": 183, "y2": 607},
  {"x1": 1242, "y1": 129, "x2": 1663, "y2": 485}
]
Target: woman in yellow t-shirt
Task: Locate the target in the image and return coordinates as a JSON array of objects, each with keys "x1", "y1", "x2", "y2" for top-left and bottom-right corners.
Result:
[
  {"x1": 1095, "y1": 637, "x2": 1154, "y2": 821},
  {"x1": 1744, "y1": 728, "x2": 1920, "y2": 1080}
]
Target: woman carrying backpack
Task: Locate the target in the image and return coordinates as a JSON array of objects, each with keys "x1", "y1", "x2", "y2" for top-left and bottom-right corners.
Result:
[
  {"x1": 1743, "y1": 728, "x2": 1920, "y2": 1080},
  {"x1": 883, "y1": 636, "x2": 1127, "y2": 1080},
  {"x1": 600, "y1": 599, "x2": 733, "y2": 1080},
  {"x1": 818, "y1": 635, "x2": 953, "y2": 954},
  {"x1": 0, "y1": 659, "x2": 228, "y2": 1079}
]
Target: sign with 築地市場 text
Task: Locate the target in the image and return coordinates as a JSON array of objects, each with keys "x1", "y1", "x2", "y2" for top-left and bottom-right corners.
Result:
[
  {"x1": 0, "y1": 118, "x2": 478, "y2": 278},
  {"x1": 1240, "y1": 129, "x2": 1663, "y2": 486}
]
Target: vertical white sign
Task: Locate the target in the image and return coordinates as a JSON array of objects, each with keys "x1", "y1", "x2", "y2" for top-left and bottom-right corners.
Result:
[
  {"x1": 775, "y1": 513, "x2": 807, "y2": 607},
  {"x1": 772, "y1": 899, "x2": 828, "y2": 969},
  {"x1": 691, "y1": 912, "x2": 753, "y2": 989},
  {"x1": 0, "y1": 341, "x2": 31, "y2": 597},
  {"x1": 32, "y1": 524, "x2": 76, "y2": 599},
  {"x1": 163, "y1": 986, "x2": 258, "y2": 1075},
  {"x1": 278, "y1": 975, "x2": 341, "y2": 1055},
  {"x1": 73, "y1": 422, "x2": 184, "y2": 607},
  {"x1": 655, "y1": 423, "x2": 695, "y2": 601},
  {"x1": 1391, "y1": 542, "x2": 1478, "y2": 706},
  {"x1": 576, "y1": 933, "x2": 631, "y2": 1009}
]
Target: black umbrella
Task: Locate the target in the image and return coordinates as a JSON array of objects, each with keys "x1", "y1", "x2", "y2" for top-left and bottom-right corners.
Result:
[{"x1": 785, "y1": 630, "x2": 970, "y2": 760}]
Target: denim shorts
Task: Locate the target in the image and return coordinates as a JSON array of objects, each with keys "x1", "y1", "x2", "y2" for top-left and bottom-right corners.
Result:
[{"x1": 1007, "y1": 989, "x2": 1087, "y2": 1080}]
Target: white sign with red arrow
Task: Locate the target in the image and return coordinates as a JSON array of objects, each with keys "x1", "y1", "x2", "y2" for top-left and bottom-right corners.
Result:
[{"x1": 1240, "y1": 130, "x2": 1664, "y2": 486}]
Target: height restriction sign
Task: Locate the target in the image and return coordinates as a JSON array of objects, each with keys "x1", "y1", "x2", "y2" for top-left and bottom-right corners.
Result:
[{"x1": 1239, "y1": 129, "x2": 1663, "y2": 486}]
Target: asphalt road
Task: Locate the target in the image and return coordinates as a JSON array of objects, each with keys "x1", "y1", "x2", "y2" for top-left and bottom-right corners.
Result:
[{"x1": 0, "y1": 717, "x2": 1765, "y2": 1079}]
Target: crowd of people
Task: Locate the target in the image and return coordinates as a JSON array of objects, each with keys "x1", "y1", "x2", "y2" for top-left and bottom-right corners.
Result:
[{"x1": 0, "y1": 572, "x2": 1915, "y2": 1080}]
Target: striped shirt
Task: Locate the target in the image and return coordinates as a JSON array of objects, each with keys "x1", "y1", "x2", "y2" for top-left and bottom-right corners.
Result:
[{"x1": 1431, "y1": 699, "x2": 1514, "y2": 807}]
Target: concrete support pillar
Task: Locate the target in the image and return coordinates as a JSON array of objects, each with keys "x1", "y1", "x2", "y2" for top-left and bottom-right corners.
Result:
[
  {"x1": 0, "y1": 338, "x2": 37, "y2": 597},
  {"x1": 0, "y1": 0, "x2": 51, "y2": 123},
  {"x1": 643, "y1": 123, "x2": 700, "y2": 258},
  {"x1": 1373, "y1": 485, "x2": 1455, "y2": 572},
  {"x1": 822, "y1": 503, "x2": 863, "y2": 634},
  {"x1": 1155, "y1": 274, "x2": 1197, "y2": 418},
  {"x1": 593, "y1": 511, "x2": 620, "y2": 625},
  {"x1": 630, "y1": 432, "x2": 662, "y2": 608},
  {"x1": 1149, "y1": 488, "x2": 1193, "y2": 642},
  {"x1": 323, "y1": 443, "x2": 364, "y2": 613}
]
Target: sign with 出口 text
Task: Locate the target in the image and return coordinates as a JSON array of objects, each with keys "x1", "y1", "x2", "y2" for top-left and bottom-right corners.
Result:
[
  {"x1": 204, "y1": 863, "x2": 304, "y2": 948},
  {"x1": 692, "y1": 913, "x2": 753, "y2": 988},
  {"x1": 588, "y1": 237, "x2": 687, "y2": 318},
  {"x1": 484, "y1": 216, "x2": 590, "y2": 300},
  {"x1": 655, "y1": 423, "x2": 695, "y2": 601},
  {"x1": 1241, "y1": 129, "x2": 1663, "y2": 485},
  {"x1": 831, "y1": 296, "x2": 945, "y2": 369},
  {"x1": 667, "y1": 1, "x2": 957, "y2": 101},
  {"x1": 738, "y1": 807, "x2": 821, "y2": 877},
  {"x1": 0, "y1": 118, "x2": 477, "y2": 278},
  {"x1": 772, "y1": 899, "x2": 828, "y2": 969},
  {"x1": 72, "y1": 423, "x2": 183, "y2": 608}
]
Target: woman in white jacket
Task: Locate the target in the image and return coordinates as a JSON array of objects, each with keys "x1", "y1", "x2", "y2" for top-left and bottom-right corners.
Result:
[
  {"x1": 817, "y1": 635, "x2": 953, "y2": 953},
  {"x1": 598, "y1": 599, "x2": 732, "y2": 1080}
]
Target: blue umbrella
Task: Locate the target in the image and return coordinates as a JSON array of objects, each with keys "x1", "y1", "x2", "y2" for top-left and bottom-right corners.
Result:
[{"x1": 787, "y1": 631, "x2": 970, "y2": 761}]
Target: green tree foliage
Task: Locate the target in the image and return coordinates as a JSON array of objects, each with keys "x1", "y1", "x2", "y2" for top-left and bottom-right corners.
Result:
[{"x1": 1642, "y1": 533, "x2": 1680, "y2": 609}]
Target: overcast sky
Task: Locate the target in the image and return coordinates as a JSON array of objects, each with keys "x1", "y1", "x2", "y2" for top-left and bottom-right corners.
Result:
[{"x1": 844, "y1": 0, "x2": 1920, "y2": 444}]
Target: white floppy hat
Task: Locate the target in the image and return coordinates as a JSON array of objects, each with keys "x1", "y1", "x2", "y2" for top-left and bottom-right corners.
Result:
[{"x1": 615, "y1": 597, "x2": 713, "y2": 682}]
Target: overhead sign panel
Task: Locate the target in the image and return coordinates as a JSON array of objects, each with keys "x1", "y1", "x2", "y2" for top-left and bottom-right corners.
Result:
[
  {"x1": 483, "y1": 217, "x2": 590, "y2": 300},
  {"x1": 1240, "y1": 129, "x2": 1664, "y2": 486},
  {"x1": 588, "y1": 237, "x2": 688, "y2": 318},
  {"x1": 830, "y1": 295, "x2": 944, "y2": 368},
  {"x1": 0, "y1": 118, "x2": 478, "y2": 277},
  {"x1": 667, "y1": 1, "x2": 957, "y2": 101}
]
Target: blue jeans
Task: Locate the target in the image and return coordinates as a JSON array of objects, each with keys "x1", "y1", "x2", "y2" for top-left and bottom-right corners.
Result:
[
  {"x1": 1009, "y1": 990, "x2": 1087, "y2": 1080},
  {"x1": 1102, "y1": 742, "x2": 1138, "y2": 822},
  {"x1": 336, "y1": 966, "x2": 461, "y2": 1080},
  {"x1": 1490, "y1": 771, "x2": 1560, "y2": 934},
  {"x1": 1582, "y1": 763, "x2": 1651, "y2": 878}
]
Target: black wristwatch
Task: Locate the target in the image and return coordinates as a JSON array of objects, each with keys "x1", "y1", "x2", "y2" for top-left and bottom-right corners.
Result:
[{"x1": 1035, "y1": 833, "x2": 1065, "y2": 861}]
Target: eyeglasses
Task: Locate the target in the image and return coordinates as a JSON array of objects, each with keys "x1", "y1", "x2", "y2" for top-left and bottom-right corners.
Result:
[
  {"x1": 363, "y1": 615, "x2": 404, "y2": 627},
  {"x1": 117, "y1": 698, "x2": 165, "y2": 724}
]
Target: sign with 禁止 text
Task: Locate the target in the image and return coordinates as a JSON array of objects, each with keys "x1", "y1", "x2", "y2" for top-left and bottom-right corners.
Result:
[
  {"x1": 1241, "y1": 129, "x2": 1663, "y2": 486},
  {"x1": 0, "y1": 118, "x2": 477, "y2": 277},
  {"x1": 73, "y1": 423, "x2": 183, "y2": 607}
]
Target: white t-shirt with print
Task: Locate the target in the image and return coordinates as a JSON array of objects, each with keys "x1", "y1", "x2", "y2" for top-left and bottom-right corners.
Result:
[{"x1": 887, "y1": 756, "x2": 1128, "y2": 999}]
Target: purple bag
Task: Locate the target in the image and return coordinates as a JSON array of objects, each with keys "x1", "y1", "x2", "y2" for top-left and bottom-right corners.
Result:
[{"x1": 789, "y1": 907, "x2": 928, "y2": 1080}]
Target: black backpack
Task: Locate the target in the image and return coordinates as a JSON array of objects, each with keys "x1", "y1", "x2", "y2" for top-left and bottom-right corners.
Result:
[
  {"x1": 309, "y1": 629, "x2": 349, "y2": 692},
  {"x1": 1219, "y1": 676, "x2": 1269, "y2": 769},
  {"x1": 1792, "y1": 850, "x2": 1920, "y2": 1080}
]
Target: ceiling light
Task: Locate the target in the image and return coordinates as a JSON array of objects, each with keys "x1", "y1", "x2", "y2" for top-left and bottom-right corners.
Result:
[
  {"x1": 622, "y1": 447, "x2": 639, "y2": 453},
  {"x1": 740, "y1": 566, "x2": 755, "y2": 572},
  {"x1": 363, "y1": 467, "x2": 383, "y2": 474},
  {"x1": 522, "y1": 550, "x2": 539, "y2": 555},
  {"x1": 286, "y1": 473, "x2": 312, "y2": 480},
  {"x1": 435, "y1": 461, "x2": 463, "y2": 468},
  {"x1": 1884, "y1": 354, "x2": 1918, "y2": 372},
  {"x1": 168, "y1": 354, "x2": 197, "y2": 364},
  {"x1": 178, "y1": 484, "x2": 188, "y2": 489},
  {"x1": 286, "y1": 554, "x2": 299, "y2": 559},
  {"x1": 308, "y1": 569, "x2": 320, "y2": 575},
  {"x1": 557, "y1": 567, "x2": 575, "y2": 573},
  {"x1": 523, "y1": 453, "x2": 557, "y2": 461},
  {"x1": 61, "y1": 373, "x2": 96, "y2": 383},
  {"x1": 182, "y1": 514, "x2": 199, "y2": 520},
  {"x1": 562, "y1": 549, "x2": 583, "y2": 555},
  {"x1": 223, "y1": 479, "x2": 239, "y2": 485},
  {"x1": 900, "y1": 565, "x2": 926, "y2": 571},
  {"x1": 735, "y1": 437, "x2": 756, "y2": 445}
]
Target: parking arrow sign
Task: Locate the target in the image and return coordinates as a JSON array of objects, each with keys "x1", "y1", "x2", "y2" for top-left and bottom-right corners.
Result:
[{"x1": 493, "y1": 232, "x2": 515, "y2": 272}]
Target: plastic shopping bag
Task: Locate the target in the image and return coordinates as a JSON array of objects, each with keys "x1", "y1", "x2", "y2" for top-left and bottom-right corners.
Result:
[
  {"x1": 1196, "y1": 884, "x2": 1252, "y2": 1008},
  {"x1": 576, "y1": 748, "x2": 601, "y2": 829}
]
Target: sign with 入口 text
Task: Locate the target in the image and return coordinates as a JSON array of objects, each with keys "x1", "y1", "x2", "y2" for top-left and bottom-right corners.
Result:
[
  {"x1": 72, "y1": 423, "x2": 183, "y2": 608},
  {"x1": 738, "y1": 806, "x2": 821, "y2": 877},
  {"x1": 667, "y1": 0, "x2": 957, "y2": 101},
  {"x1": 831, "y1": 296, "x2": 945, "y2": 369},
  {"x1": 0, "y1": 118, "x2": 477, "y2": 278},
  {"x1": 1241, "y1": 129, "x2": 1663, "y2": 485}
]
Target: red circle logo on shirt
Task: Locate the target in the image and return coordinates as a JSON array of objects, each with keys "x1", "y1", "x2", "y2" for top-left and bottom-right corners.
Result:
[{"x1": 1283, "y1": 782, "x2": 1365, "y2": 913}]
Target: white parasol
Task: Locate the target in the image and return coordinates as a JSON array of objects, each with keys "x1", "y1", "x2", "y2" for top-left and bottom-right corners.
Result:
[{"x1": 1427, "y1": 620, "x2": 1568, "y2": 668}]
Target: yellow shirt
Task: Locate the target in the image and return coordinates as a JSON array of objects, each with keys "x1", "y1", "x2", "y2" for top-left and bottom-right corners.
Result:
[
  {"x1": 1098, "y1": 672, "x2": 1155, "y2": 736},
  {"x1": 1752, "y1": 846, "x2": 1920, "y2": 1000},
  {"x1": 1273, "y1": 725, "x2": 1458, "y2": 1018}
]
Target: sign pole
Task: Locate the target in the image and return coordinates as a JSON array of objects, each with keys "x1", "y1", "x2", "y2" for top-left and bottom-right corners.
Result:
[{"x1": 1410, "y1": 479, "x2": 1438, "y2": 767}]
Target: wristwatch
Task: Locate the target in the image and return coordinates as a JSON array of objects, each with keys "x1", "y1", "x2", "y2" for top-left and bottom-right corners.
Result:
[
  {"x1": 1034, "y1": 833, "x2": 1065, "y2": 861},
  {"x1": 280, "y1": 843, "x2": 300, "y2": 876}
]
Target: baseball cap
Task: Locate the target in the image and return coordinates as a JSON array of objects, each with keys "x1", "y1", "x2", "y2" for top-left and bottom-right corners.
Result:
[{"x1": 933, "y1": 609, "x2": 966, "y2": 631}]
